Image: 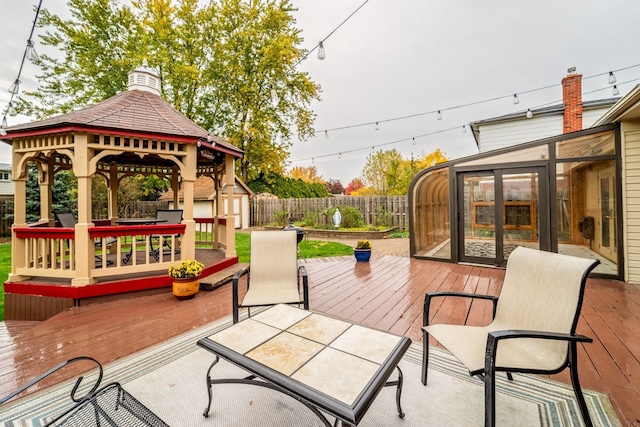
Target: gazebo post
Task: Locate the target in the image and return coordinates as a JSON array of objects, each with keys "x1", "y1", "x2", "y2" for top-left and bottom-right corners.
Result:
[
  {"x1": 108, "y1": 163, "x2": 118, "y2": 224},
  {"x1": 180, "y1": 144, "x2": 197, "y2": 260},
  {"x1": 9, "y1": 169, "x2": 29, "y2": 282},
  {"x1": 39, "y1": 160, "x2": 54, "y2": 225},
  {"x1": 224, "y1": 154, "x2": 236, "y2": 257},
  {"x1": 72, "y1": 134, "x2": 97, "y2": 286}
]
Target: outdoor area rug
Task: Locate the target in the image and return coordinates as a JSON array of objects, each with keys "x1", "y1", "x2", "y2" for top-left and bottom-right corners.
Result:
[{"x1": 0, "y1": 313, "x2": 621, "y2": 426}]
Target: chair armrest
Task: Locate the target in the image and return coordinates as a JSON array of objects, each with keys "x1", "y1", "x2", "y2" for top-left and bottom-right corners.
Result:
[
  {"x1": 485, "y1": 330, "x2": 593, "y2": 373},
  {"x1": 298, "y1": 266, "x2": 309, "y2": 310},
  {"x1": 232, "y1": 267, "x2": 250, "y2": 324},
  {"x1": 423, "y1": 291, "x2": 498, "y2": 327},
  {"x1": 0, "y1": 356, "x2": 103, "y2": 405}
]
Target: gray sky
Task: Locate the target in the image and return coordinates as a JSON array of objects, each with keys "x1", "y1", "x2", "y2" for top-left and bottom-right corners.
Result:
[{"x1": 2, "y1": 0, "x2": 640, "y2": 184}]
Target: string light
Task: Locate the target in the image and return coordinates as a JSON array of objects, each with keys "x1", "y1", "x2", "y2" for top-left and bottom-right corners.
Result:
[
  {"x1": 612, "y1": 85, "x2": 620, "y2": 96},
  {"x1": 375, "y1": 121, "x2": 379, "y2": 130},
  {"x1": 338, "y1": 152, "x2": 342, "y2": 159},
  {"x1": 526, "y1": 109, "x2": 533, "y2": 119},
  {"x1": 8, "y1": 80, "x2": 20, "y2": 95},
  {"x1": 462, "y1": 125, "x2": 467, "y2": 133},
  {"x1": 608, "y1": 71, "x2": 617, "y2": 84},
  {"x1": 26, "y1": 40, "x2": 39, "y2": 62},
  {"x1": 324, "y1": 130, "x2": 329, "y2": 138},
  {"x1": 317, "y1": 41, "x2": 326, "y2": 60},
  {"x1": 437, "y1": 110, "x2": 442, "y2": 120},
  {"x1": 513, "y1": 94, "x2": 520, "y2": 105},
  {"x1": 412, "y1": 137, "x2": 416, "y2": 145},
  {"x1": 1, "y1": 0, "x2": 43, "y2": 134},
  {"x1": 289, "y1": 0, "x2": 371, "y2": 71},
  {"x1": 305, "y1": 64, "x2": 640, "y2": 138}
]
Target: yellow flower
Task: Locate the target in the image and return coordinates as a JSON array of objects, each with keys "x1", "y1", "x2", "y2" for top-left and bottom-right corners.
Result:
[{"x1": 168, "y1": 260, "x2": 205, "y2": 279}]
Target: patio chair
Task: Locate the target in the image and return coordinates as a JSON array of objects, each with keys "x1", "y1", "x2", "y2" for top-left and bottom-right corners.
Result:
[
  {"x1": 150, "y1": 209, "x2": 183, "y2": 260},
  {"x1": 421, "y1": 246, "x2": 600, "y2": 427},
  {"x1": 232, "y1": 230, "x2": 309, "y2": 324},
  {"x1": 53, "y1": 210, "x2": 116, "y2": 266}
]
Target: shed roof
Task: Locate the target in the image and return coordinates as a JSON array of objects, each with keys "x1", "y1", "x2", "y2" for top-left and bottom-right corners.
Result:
[{"x1": 159, "y1": 175, "x2": 253, "y2": 201}]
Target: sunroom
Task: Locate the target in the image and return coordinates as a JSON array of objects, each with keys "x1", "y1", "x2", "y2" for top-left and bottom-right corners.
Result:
[{"x1": 409, "y1": 123, "x2": 622, "y2": 280}]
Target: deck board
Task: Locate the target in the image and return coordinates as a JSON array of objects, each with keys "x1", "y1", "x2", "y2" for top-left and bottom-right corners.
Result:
[{"x1": 0, "y1": 256, "x2": 638, "y2": 425}]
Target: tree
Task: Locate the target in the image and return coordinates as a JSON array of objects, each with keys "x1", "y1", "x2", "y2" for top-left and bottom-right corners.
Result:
[
  {"x1": 200, "y1": 0, "x2": 319, "y2": 182},
  {"x1": 248, "y1": 172, "x2": 328, "y2": 198},
  {"x1": 325, "y1": 179, "x2": 344, "y2": 195},
  {"x1": 20, "y1": 0, "x2": 143, "y2": 117},
  {"x1": 345, "y1": 178, "x2": 364, "y2": 195},
  {"x1": 19, "y1": 0, "x2": 319, "y2": 182},
  {"x1": 289, "y1": 166, "x2": 323, "y2": 183},
  {"x1": 360, "y1": 148, "x2": 449, "y2": 195},
  {"x1": 361, "y1": 149, "x2": 404, "y2": 195}
]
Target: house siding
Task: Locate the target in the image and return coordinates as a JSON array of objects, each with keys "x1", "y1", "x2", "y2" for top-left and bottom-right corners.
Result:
[
  {"x1": 478, "y1": 106, "x2": 613, "y2": 153},
  {"x1": 622, "y1": 122, "x2": 640, "y2": 283},
  {"x1": 479, "y1": 115, "x2": 562, "y2": 152}
]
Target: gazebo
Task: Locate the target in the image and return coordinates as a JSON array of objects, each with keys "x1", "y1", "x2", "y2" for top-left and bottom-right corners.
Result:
[{"x1": 1, "y1": 64, "x2": 244, "y2": 320}]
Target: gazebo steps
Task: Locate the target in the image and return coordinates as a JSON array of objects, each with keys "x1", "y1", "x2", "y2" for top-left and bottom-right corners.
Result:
[{"x1": 199, "y1": 263, "x2": 249, "y2": 291}]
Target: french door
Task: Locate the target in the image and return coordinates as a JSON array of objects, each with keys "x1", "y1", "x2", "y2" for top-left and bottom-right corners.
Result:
[{"x1": 457, "y1": 167, "x2": 549, "y2": 266}]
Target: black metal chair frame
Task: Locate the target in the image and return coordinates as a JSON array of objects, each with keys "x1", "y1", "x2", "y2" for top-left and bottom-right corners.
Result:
[
  {"x1": 421, "y1": 253, "x2": 600, "y2": 427},
  {"x1": 53, "y1": 210, "x2": 115, "y2": 267},
  {"x1": 0, "y1": 356, "x2": 168, "y2": 427},
  {"x1": 150, "y1": 209, "x2": 183, "y2": 261}
]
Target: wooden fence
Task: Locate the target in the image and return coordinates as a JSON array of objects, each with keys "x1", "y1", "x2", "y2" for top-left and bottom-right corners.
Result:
[
  {"x1": 0, "y1": 199, "x2": 13, "y2": 238},
  {"x1": 250, "y1": 196, "x2": 409, "y2": 231}
]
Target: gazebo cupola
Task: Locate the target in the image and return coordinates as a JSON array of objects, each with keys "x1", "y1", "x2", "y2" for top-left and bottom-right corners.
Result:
[{"x1": 127, "y1": 59, "x2": 161, "y2": 95}]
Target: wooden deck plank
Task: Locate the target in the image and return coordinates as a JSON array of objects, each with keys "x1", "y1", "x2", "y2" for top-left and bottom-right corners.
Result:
[{"x1": 0, "y1": 256, "x2": 638, "y2": 425}]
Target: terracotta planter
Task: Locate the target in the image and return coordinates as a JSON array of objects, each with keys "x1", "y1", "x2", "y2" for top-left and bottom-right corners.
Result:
[
  {"x1": 354, "y1": 248, "x2": 372, "y2": 262},
  {"x1": 172, "y1": 277, "x2": 200, "y2": 300}
]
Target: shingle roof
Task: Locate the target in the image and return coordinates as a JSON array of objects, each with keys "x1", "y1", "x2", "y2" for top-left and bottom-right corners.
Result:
[{"x1": 5, "y1": 89, "x2": 241, "y2": 155}]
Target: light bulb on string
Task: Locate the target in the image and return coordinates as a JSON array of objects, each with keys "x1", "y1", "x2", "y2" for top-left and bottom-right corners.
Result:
[
  {"x1": 338, "y1": 152, "x2": 342, "y2": 159},
  {"x1": 613, "y1": 85, "x2": 620, "y2": 96},
  {"x1": 26, "y1": 40, "x2": 39, "y2": 62},
  {"x1": 8, "y1": 80, "x2": 20, "y2": 95},
  {"x1": 8, "y1": 103, "x2": 16, "y2": 116},
  {"x1": 526, "y1": 109, "x2": 533, "y2": 119},
  {"x1": 317, "y1": 41, "x2": 326, "y2": 60},
  {"x1": 412, "y1": 137, "x2": 416, "y2": 146},
  {"x1": 0, "y1": 127, "x2": 6, "y2": 136},
  {"x1": 375, "y1": 122, "x2": 379, "y2": 131},
  {"x1": 324, "y1": 130, "x2": 329, "y2": 138},
  {"x1": 513, "y1": 94, "x2": 519, "y2": 105},
  {"x1": 312, "y1": 158, "x2": 315, "y2": 164},
  {"x1": 437, "y1": 110, "x2": 442, "y2": 120},
  {"x1": 1, "y1": 117, "x2": 7, "y2": 128},
  {"x1": 608, "y1": 71, "x2": 617, "y2": 84},
  {"x1": 462, "y1": 125, "x2": 467, "y2": 133},
  {"x1": 270, "y1": 87, "x2": 278, "y2": 105}
]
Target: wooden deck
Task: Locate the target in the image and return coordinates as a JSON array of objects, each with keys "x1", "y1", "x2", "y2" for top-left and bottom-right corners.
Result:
[{"x1": 1, "y1": 255, "x2": 638, "y2": 425}]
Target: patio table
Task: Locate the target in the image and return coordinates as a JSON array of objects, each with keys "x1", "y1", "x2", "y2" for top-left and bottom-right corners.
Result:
[
  {"x1": 115, "y1": 218, "x2": 167, "y2": 264},
  {"x1": 197, "y1": 304, "x2": 411, "y2": 426}
]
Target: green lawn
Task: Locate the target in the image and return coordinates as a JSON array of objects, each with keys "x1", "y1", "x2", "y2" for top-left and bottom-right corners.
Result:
[{"x1": 0, "y1": 235, "x2": 353, "y2": 321}]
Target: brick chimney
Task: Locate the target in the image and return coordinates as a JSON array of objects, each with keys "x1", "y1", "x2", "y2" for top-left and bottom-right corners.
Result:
[{"x1": 562, "y1": 68, "x2": 582, "y2": 133}]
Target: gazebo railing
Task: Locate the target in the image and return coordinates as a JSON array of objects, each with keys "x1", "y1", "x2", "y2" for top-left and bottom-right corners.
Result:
[
  {"x1": 12, "y1": 223, "x2": 187, "y2": 280},
  {"x1": 194, "y1": 217, "x2": 226, "y2": 250}
]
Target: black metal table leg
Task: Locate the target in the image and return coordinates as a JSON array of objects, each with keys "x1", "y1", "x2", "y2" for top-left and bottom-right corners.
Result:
[
  {"x1": 203, "y1": 355, "x2": 220, "y2": 418},
  {"x1": 384, "y1": 366, "x2": 405, "y2": 418}
]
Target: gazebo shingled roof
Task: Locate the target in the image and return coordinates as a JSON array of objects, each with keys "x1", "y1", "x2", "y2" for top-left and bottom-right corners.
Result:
[{"x1": 4, "y1": 89, "x2": 242, "y2": 157}]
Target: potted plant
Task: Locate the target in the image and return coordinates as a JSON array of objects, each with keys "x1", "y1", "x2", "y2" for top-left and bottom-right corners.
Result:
[
  {"x1": 354, "y1": 240, "x2": 372, "y2": 262},
  {"x1": 168, "y1": 259, "x2": 204, "y2": 300}
]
